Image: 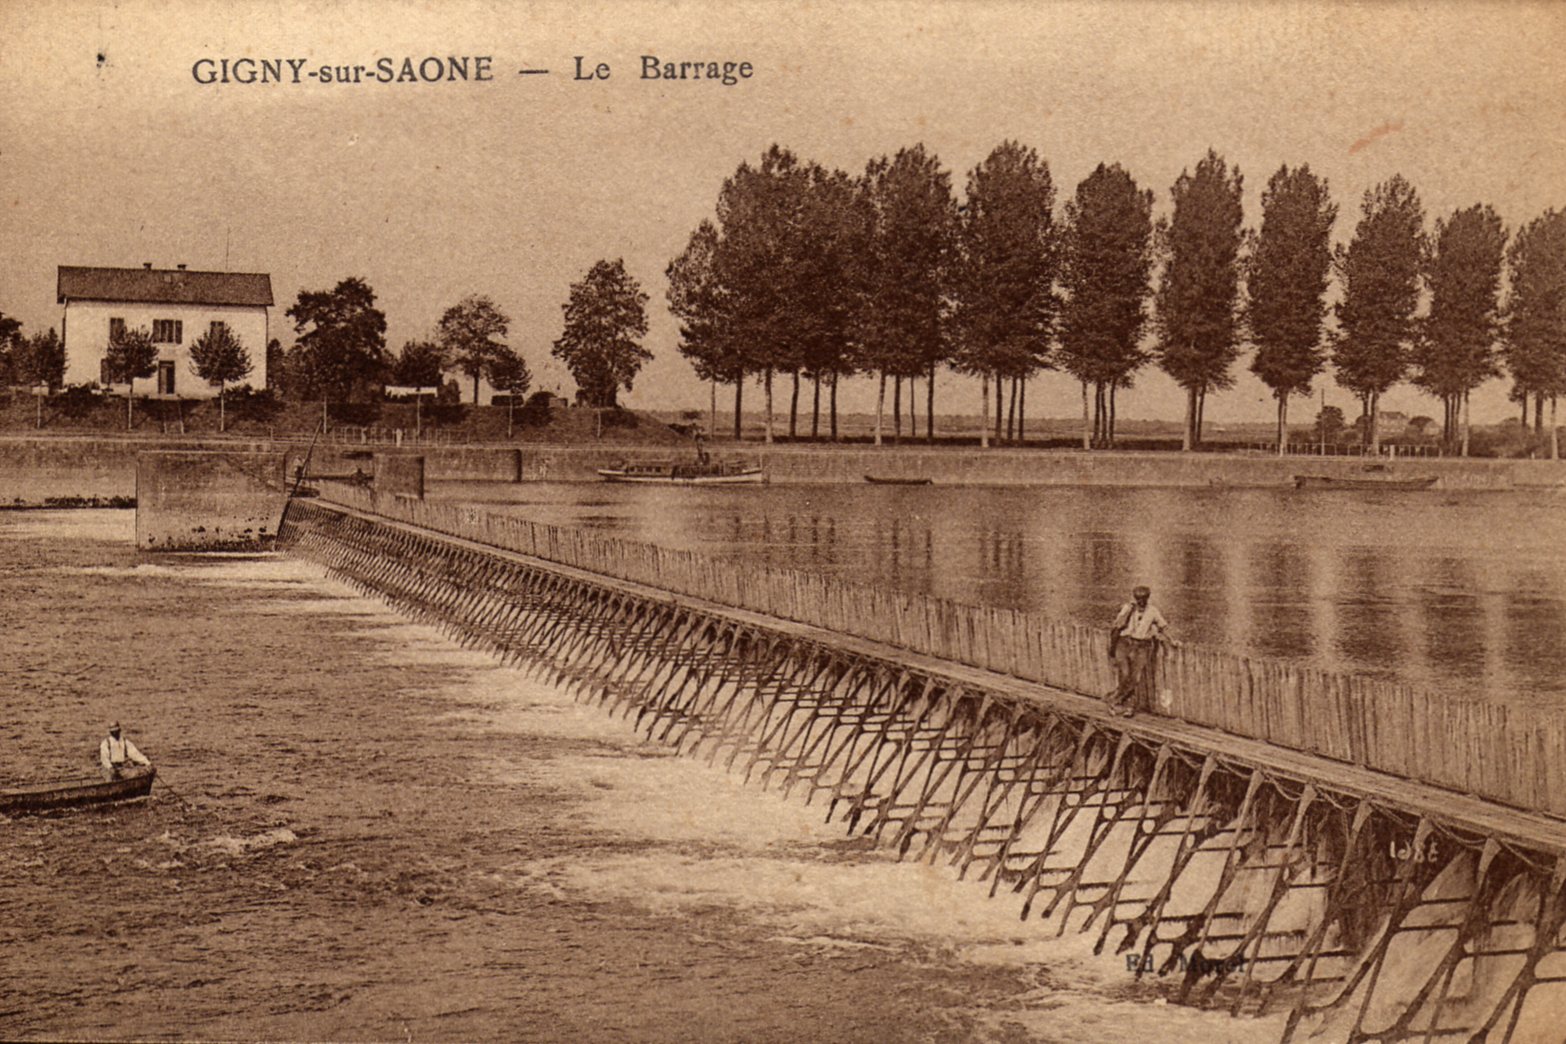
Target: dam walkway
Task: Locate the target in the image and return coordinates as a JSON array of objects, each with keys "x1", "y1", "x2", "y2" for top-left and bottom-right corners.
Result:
[{"x1": 279, "y1": 489, "x2": 1566, "y2": 1043}]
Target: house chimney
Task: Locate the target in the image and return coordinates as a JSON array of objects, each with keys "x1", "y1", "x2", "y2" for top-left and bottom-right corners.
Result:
[
  {"x1": 143, "y1": 262, "x2": 152, "y2": 269},
  {"x1": 176, "y1": 264, "x2": 187, "y2": 271}
]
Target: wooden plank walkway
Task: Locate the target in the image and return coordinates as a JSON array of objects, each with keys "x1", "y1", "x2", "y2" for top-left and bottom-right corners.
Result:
[
  {"x1": 317, "y1": 486, "x2": 1566, "y2": 818},
  {"x1": 317, "y1": 498, "x2": 1566, "y2": 861}
]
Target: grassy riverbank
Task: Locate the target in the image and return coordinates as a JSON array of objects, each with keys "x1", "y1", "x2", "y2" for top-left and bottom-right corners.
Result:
[{"x1": 0, "y1": 395, "x2": 688, "y2": 445}]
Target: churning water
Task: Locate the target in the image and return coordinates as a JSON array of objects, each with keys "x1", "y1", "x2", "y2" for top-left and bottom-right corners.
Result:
[{"x1": 1, "y1": 510, "x2": 1279, "y2": 1042}]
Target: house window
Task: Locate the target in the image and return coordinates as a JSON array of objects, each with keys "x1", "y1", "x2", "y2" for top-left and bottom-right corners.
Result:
[
  {"x1": 157, "y1": 361, "x2": 176, "y2": 396},
  {"x1": 209, "y1": 320, "x2": 228, "y2": 340},
  {"x1": 152, "y1": 319, "x2": 183, "y2": 344},
  {"x1": 109, "y1": 317, "x2": 126, "y2": 343}
]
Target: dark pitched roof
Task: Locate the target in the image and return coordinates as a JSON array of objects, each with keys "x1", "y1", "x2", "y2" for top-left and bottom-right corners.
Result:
[{"x1": 57, "y1": 266, "x2": 273, "y2": 307}]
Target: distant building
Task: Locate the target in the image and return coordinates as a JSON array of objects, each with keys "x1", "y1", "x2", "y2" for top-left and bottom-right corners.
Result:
[
  {"x1": 58, "y1": 263, "x2": 273, "y2": 397},
  {"x1": 1349, "y1": 409, "x2": 1412, "y2": 442},
  {"x1": 1378, "y1": 410, "x2": 1409, "y2": 432}
]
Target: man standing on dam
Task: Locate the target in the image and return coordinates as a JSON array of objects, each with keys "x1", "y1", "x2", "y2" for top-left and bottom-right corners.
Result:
[{"x1": 1107, "y1": 586, "x2": 1177, "y2": 717}]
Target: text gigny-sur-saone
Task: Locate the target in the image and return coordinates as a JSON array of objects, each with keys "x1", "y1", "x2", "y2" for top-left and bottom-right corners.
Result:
[{"x1": 190, "y1": 55, "x2": 755, "y2": 87}]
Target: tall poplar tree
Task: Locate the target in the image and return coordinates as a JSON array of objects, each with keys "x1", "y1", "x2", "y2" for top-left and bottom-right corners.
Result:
[
  {"x1": 1154, "y1": 149, "x2": 1245, "y2": 451},
  {"x1": 853, "y1": 145, "x2": 957, "y2": 446},
  {"x1": 713, "y1": 145, "x2": 808, "y2": 443},
  {"x1": 667, "y1": 149, "x2": 860, "y2": 443},
  {"x1": 1413, "y1": 205, "x2": 1506, "y2": 455},
  {"x1": 952, "y1": 141, "x2": 1061, "y2": 449},
  {"x1": 793, "y1": 163, "x2": 865, "y2": 441},
  {"x1": 1333, "y1": 176, "x2": 1425, "y2": 453},
  {"x1": 1057, "y1": 163, "x2": 1156, "y2": 449},
  {"x1": 1505, "y1": 209, "x2": 1566, "y2": 459},
  {"x1": 1248, "y1": 164, "x2": 1337, "y2": 454},
  {"x1": 667, "y1": 220, "x2": 744, "y2": 438}
]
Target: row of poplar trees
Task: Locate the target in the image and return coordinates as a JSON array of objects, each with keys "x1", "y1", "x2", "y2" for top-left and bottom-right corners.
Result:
[{"x1": 666, "y1": 142, "x2": 1566, "y2": 456}]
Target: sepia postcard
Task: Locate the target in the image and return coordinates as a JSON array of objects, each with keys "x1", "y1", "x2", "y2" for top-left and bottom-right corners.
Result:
[{"x1": 2, "y1": 1, "x2": 1564, "y2": 1042}]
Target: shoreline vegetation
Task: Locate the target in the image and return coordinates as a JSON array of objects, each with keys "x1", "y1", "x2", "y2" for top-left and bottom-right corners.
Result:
[
  {"x1": 5, "y1": 151, "x2": 1565, "y2": 465},
  {"x1": 0, "y1": 394, "x2": 1560, "y2": 459},
  {"x1": 2, "y1": 394, "x2": 1561, "y2": 511},
  {"x1": 2, "y1": 494, "x2": 135, "y2": 511}
]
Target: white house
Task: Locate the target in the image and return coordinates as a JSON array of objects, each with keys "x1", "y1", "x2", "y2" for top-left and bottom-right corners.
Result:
[{"x1": 58, "y1": 264, "x2": 273, "y2": 398}]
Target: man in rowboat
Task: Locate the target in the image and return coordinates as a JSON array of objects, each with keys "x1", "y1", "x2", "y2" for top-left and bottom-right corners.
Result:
[
  {"x1": 100, "y1": 722, "x2": 152, "y2": 781},
  {"x1": 1107, "y1": 586, "x2": 1178, "y2": 718}
]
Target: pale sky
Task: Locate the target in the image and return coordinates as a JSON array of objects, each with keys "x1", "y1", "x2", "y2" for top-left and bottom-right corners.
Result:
[{"x1": 2, "y1": 0, "x2": 1563, "y2": 423}]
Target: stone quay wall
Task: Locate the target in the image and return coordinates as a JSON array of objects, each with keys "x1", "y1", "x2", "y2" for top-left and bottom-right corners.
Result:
[
  {"x1": 135, "y1": 450, "x2": 288, "y2": 551},
  {"x1": 3, "y1": 435, "x2": 1563, "y2": 506}
]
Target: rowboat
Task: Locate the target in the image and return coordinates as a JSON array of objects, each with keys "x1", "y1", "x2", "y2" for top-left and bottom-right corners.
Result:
[
  {"x1": 596, "y1": 460, "x2": 765, "y2": 485},
  {"x1": 864, "y1": 475, "x2": 934, "y2": 486},
  {"x1": 0, "y1": 767, "x2": 156, "y2": 817},
  {"x1": 1294, "y1": 475, "x2": 1438, "y2": 491}
]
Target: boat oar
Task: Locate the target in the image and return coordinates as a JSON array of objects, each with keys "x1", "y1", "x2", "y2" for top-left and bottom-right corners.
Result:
[{"x1": 150, "y1": 768, "x2": 196, "y2": 812}]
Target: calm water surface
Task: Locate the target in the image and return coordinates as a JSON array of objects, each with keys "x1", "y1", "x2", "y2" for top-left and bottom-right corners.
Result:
[{"x1": 434, "y1": 481, "x2": 1566, "y2": 705}]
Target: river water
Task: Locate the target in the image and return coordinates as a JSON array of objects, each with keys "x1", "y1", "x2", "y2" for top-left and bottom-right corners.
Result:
[
  {"x1": 1, "y1": 511, "x2": 1279, "y2": 1043},
  {"x1": 432, "y1": 482, "x2": 1566, "y2": 707}
]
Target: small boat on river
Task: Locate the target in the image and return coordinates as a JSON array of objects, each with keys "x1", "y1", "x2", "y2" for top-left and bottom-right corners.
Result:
[
  {"x1": 864, "y1": 475, "x2": 934, "y2": 486},
  {"x1": 597, "y1": 458, "x2": 765, "y2": 485},
  {"x1": 0, "y1": 767, "x2": 156, "y2": 817},
  {"x1": 1293, "y1": 474, "x2": 1438, "y2": 491}
]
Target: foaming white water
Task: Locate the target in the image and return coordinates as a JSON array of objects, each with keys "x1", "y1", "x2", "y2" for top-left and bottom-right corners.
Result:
[
  {"x1": 64, "y1": 558, "x2": 319, "y2": 585},
  {"x1": 0, "y1": 508, "x2": 133, "y2": 543},
  {"x1": 352, "y1": 604, "x2": 1285, "y2": 1043},
  {"x1": 199, "y1": 827, "x2": 301, "y2": 856},
  {"x1": 3, "y1": 524, "x2": 1280, "y2": 1043}
]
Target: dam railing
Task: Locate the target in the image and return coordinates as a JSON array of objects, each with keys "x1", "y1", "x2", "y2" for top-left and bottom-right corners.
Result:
[{"x1": 314, "y1": 484, "x2": 1561, "y2": 819}]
